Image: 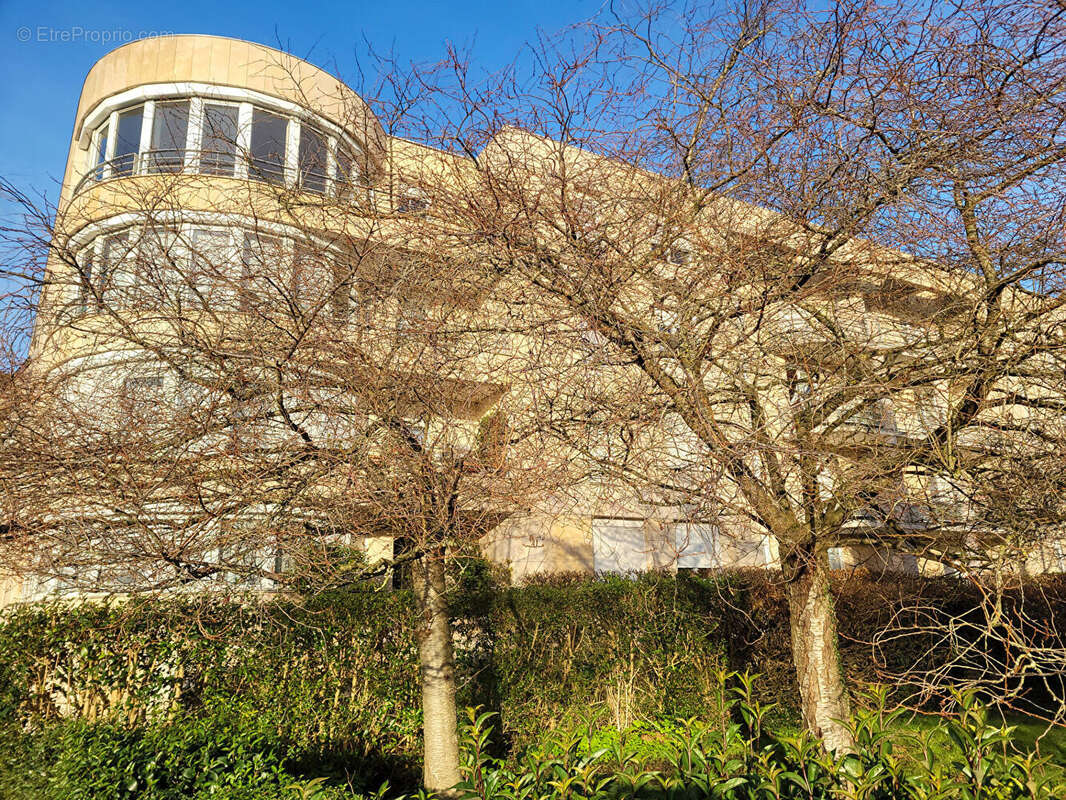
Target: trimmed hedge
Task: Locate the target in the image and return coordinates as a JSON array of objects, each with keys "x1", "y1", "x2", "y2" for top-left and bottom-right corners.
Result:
[{"x1": 1, "y1": 568, "x2": 1064, "y2": 796}]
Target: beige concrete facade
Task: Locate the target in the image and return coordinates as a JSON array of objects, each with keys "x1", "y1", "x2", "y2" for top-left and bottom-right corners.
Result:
[{"x1": 18, "y1": 35, "x2": 1065, "y2": 603}]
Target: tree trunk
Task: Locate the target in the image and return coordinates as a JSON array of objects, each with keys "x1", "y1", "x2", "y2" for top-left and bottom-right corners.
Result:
[
  {"x1": 784, "y1": 550, "x2": 856, "y2": 753},
  {"x1": 412, "y1": 552, "x2": 461, "y2": 794}
]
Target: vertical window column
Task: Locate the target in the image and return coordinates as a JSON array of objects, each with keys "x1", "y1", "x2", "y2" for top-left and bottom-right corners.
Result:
[
  {"x1": 249, "y1": 108, "x2": 288, "y2": 185},
  {"x1": 137, "y1": 101, "x2": 155, "y2": 175},
  {"x1": 77, "y1": 237, "x2": 105, "y2": 314},
  {"x1": 285, "y1": 119, "x2": 300, "y2": 188},
  {"x1": 91, "y1": 116, "x2": 114, "y2": 180},
  {"x1": 235, "y1": 103, "x2": 253, "y2": 180},
  {"x1": 297, "y1": 125, "x2": 328, "y2": 193},
  {"x1": 147, "y1": 100, "x2": 190, "y2": 173},
  {"x1": 185, "y1": 98, "x2": 205, "y2": 172}
]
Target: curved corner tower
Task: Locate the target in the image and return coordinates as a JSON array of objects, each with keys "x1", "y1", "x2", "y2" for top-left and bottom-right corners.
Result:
[{"x1": 31, "y1": 35, "x2": 389, "y2": 365}]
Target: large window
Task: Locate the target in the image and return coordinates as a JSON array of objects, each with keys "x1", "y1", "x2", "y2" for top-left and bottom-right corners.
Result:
[
  {"x1": 297, "y1": 125, "x2": 328, "y2": 193},
  {"x1": 249, "y1": 108, "x2": 288, "y2": 185},
  {"x1": 200, "y1": 102, "x2": 239, "y2": 176},
  {"x1": 94, "y1": 122, "x2": 109, "y2": 174},
  {"x1": 240, "y1": 232, "x2": 285, "y2": 311},
  {"x1": 87, "y1": 231, "x2": 132, "y2": 309},
  {"x1": 188, "y1": 228, "x2": 238, "y2": 307},
  {"x1": 85, "y1": 95, "x2": 363, "y2": 195},
  {"x1": 591, "y1": 519, "x2": 647, "y2": 574},
  {"x1": 671, "y1": 522, "x2": 719, "y2": 569},
  {"x1": 148, "y1": 100, "x2": 189, "y2": 172},
  {"x1": 112, "y1": 108, "x2": 143, "y2": 176},
  {"x1": 120, "y1": 374, "x2": 166, "y2": 417},
  {"x1": 292, "y1": 243, "x2": 334, "y2": 311},
  {"x1": 335, "y1": 146, "x2": 357, "y2": 196},
  {"x1": 73, "y1": 223, "x2": 353, "y2": 317}
]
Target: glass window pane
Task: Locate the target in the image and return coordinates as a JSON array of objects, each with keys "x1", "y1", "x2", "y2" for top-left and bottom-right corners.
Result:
[
  {"x1": 673, "y1": 523, "x2": 718, "y2": 569},
  {"x1": 201, "y1": 103, "x2": 239, "y2": 176},
  {"x1": 188, "y1": 228, "x2": 234, "y2": 307},
  {"x1": 241, "y1": 232, "x2": 286, "y2": 310},
  {"x1": 331, "y1": 251, "x2": 356, "y2": 319},
  {"x1": 591, "y1": 519, "x2": 647, "y2": 573},
  {"x1": 113, "y1": 107, "x2": 143, "y2": 176},
  {"x1": 397, "y1": 187, "x2": 429, "y2": 214},
  {"x1": 77, "y1": 245, "x2": 94, "y2": 313},
  {"x1": 97, "y1": 231, "x2": 131, "y2": 307},
  {"x1": 249, "y1": 109, "x2": 288, "y2": 185},
  {"x1": 293, "y1": 243, "x2": 333, "y2": 311},
  {"x1": 297, "y1": 126, "x2": 328, "y2": 193},
  {"x1": 139, "y1": 227, "x2": 180, "y2": 308},
  {"x1": 94, "y1": 123, "x2": 109, "y2": 179},
  {"x1": 121, "y1": 375, "x2": 165, "y2": 418},
  {"x1": 335, "y1": 146, "x2": 355, "y2": 196},
  {"x1": 148, "y1": 100, "x2": 189, "y2": 173}
]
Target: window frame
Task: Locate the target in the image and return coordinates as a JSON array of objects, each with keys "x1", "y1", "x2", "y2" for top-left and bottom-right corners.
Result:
[
  {"x1": 671, "y1": 521, "x2": 720, "y2": 569},
  {"x1": 81, "y1": 89, "x2": 366, "y2": 196},
  {"x1": 69, "y1": 219, "x2": 352, "y2": 319},
  {"x1": 146, "y1": 99, "x2": 191, "y2": 173}
]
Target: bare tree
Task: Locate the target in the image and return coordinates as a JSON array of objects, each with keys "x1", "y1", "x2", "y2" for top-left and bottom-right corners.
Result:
[
  {"x1": 2, "y1": 0, "x2": 1065, "y2": 769},
  {"x1": 0, "y1": 137, "x2": 567, "y2": 790},
  {"x1": 382, "y1": 0, "x2": 1066, "y2": 750}
]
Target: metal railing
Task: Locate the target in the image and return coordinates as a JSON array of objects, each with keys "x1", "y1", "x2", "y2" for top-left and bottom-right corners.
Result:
[
  {"x1": 72, "y1": 154, "x2": 431, "y2": 219},
  {"x1": 74, "y1": 151, "x2": 348, "y2": 200}
]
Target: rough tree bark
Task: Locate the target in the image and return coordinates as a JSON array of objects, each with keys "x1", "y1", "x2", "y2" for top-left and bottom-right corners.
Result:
[
  {"x1": 412, "y1": 551, "x2": 461, "y2": 794},
  {"x1": 784, "y1": 547, "x2": 855, "y2": 753}
]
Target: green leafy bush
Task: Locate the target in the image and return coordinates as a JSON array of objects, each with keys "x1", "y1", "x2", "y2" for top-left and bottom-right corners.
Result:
[
  {"x1": 453, "y1": 681, "x2": 1066, "y2": 799},
  {"x1": 1, "y1": 570, "x2": 1065, "y2": 797}
]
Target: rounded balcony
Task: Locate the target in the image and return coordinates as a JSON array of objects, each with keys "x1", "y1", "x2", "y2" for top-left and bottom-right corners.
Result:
[{"x1": 57, "y1": 36, "x2": 386, "y2": 228}]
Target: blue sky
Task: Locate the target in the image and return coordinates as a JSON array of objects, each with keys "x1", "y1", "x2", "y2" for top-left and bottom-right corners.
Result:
[{"x1": 0, "y1": 0, "x2": 604, "y2": 208}]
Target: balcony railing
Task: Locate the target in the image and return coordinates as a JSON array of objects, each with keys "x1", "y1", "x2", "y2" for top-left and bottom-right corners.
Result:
[{"x1": 74, "y1": 151, "x2": 348, "y2": 200}]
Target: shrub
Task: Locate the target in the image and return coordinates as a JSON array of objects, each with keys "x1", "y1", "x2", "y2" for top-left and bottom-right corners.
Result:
[
  {"x1": 1, "y1": 569, "x2": 1065, "y2": 797},
  {"x1": 453, "y1": 681, "x2": 1066, "y2": 799}
]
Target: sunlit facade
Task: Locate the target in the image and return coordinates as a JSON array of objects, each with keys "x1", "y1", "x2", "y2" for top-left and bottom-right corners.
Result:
[{"x1": 10, "y1": 35, "x2": 1064, "y2": 604}]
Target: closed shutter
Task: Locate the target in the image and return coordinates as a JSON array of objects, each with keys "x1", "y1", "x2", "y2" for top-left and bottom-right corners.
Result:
[
  {"x1": 673, "y1": 523, "x2": 718, "y2": 568},
  {"x1": 592, "y1": 519, "x2": 647, "y2": 574}
]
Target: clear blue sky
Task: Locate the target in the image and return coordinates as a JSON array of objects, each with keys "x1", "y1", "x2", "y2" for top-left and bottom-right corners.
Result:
[{"x1": 0, "y1": 0, "x2": 604, "y2": 207}]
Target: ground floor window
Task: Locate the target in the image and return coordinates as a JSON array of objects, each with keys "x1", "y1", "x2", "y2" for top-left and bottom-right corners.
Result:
[{"x1": 591, "y1": 518, "x2": 647, "y2": 574}]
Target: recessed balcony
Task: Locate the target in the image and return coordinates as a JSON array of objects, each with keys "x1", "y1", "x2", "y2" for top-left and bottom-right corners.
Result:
[{"x1": 73, "y1": 95, "x2": 368, "y2": 200}]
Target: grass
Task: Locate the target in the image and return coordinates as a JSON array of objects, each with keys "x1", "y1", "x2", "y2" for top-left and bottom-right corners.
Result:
[{"x1": 890, "y1": 712, "x2": 1066, "y2": 768}]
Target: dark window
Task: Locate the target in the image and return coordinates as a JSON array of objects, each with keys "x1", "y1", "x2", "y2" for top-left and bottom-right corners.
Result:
[
  {"x1": 241, "y1": 232, "x2": 285, "y2": 310},
  {"x1": 77, "y1": 248, "x2": 94, "y2": 314},
  {"x1": 148, "y1": 100, "x2": 189, "y2": 172},
  {"x1": 667, "y1": 246, "x2": 690, "y2": 265},
  {"x1": 94, "y1": 123, "x2": 109, "y2": 177},
  {"x1": 123, "y1": 375, "x2": 164, "y2": 393},
  {"x1": 850, "y1": 399, "x2": 896, "y2": 432},
  {"x1": 113, "y1": 107, "x2": 143, "y2": 176},
  {"x1": 330, "y1": 253, "x2": 356, "y2": 319},
  {"x1": 292, "y1": 243, "x2": 335, "y2": 312},
  {"x1": 249, "y1": 109, "x2": 288, "y2": 185},
  {"x1": 396, "y1": 188, "x2": 429, "y2": 214},
  {"x1": 138, "y1": 227, "x2": 179, "y2": 309},
  {"x1": 335, "y1": 146, "x2": 356, "y2": 196},
  {"x1": 201, "y1": 103, "x2": 239, "y2": 176},
  {"x1": 297, "y1": 126, "x2": 328, "y2": 193},
  {"x1": 95, "y1": 231, "x2": 131, "y2": 307}
]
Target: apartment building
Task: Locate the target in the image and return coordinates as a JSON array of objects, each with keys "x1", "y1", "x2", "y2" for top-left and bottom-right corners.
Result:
[{"x1": 10, "y1": 35, "x2": 1065, "y2": 602}]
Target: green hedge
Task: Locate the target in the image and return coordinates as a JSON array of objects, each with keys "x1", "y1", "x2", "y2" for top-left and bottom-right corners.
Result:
[{"x1": 1, "y1": 568, "x2": 1064, "y2": 797}]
